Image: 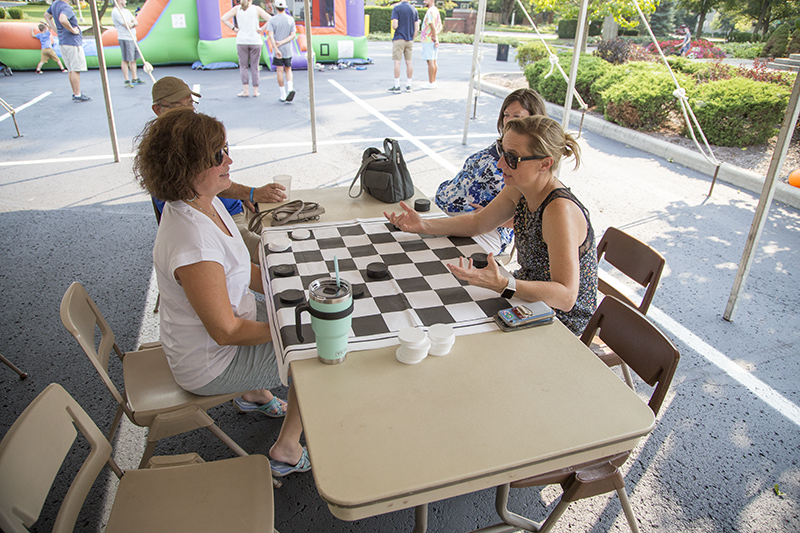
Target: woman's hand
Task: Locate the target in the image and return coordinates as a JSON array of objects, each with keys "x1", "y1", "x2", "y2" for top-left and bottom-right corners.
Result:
[
  {"x1": 446, "y1": 253, "x2": 507, "y2": 293},
  {"x1": 384, "y1": 201, "x2": 426, "y2": 234}
]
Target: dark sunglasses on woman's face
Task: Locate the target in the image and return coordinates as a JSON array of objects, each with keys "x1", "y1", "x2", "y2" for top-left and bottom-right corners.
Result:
[
  {"x1": 496, "y1": 138, "x2": 545, "y2": 170},
  {"x1": 213, "y1": 143, "x2": 230, "y2": 166}
]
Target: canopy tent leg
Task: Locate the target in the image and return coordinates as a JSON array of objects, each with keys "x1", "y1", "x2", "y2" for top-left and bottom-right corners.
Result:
[{"x1": 724, "y1": 70, "x2": 800, "y2": 321}]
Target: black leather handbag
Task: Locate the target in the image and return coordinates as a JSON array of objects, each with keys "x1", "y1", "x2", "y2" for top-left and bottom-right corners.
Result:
[{"x1": 349, "y1": 138, "x2": 415, "y2": 203}]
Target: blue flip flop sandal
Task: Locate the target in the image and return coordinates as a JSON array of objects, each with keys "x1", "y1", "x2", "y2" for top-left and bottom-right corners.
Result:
[
  {"x1": 233, "y1": 396, "x2": 287, "y2": 418},
  {"x1": 271, "y1": 447, "x2": 312, "y2": 477}
]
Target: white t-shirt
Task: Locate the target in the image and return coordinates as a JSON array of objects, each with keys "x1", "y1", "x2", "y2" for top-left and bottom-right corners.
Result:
[
  {"x1": 153, "y1": 197, "x2": 256, "y2": 390},
  {"x1": 112, "y1": 7, "x2": 136, "y2": 41},
  {"x1": 235, "y1": 5, "x2": 263, "y2": 46}
]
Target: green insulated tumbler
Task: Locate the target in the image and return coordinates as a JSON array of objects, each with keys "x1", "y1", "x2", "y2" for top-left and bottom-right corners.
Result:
[{"x1": 295, "y1": 278, "x2": 353, "y2": 364}]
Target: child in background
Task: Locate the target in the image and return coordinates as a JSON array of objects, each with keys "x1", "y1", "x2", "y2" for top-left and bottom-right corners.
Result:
[{"x1": 31, "y1": 23, "x2": 67, "y2": 74}]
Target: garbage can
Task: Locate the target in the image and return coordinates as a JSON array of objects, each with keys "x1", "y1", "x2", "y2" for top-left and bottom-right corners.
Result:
[{"x1": 496, "y1": 44, "x2": 509, "y2": 62}]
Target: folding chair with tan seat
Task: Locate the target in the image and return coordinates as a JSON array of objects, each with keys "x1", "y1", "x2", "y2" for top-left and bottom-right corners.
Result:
[
  {"x1": 481, "y1": 295, "x2": 680, "y2": 533},
  {"x1": 59, "y1": 281, "x2": 248, "y2": 469},
  {"x1": 593, "y1": 227, "x2": 666, "y2": 388},
  {"x1": 0, "y1": 383, "x2": 274, "y2": 533}
]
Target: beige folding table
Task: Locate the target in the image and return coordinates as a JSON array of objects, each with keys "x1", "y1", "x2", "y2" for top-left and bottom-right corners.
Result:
[
  {"x1": 291, "y1": 319, "x2": 655, "y2": 531},
  {"x1": 260, "y1": 187, "x2": 655, "y2": 531}
]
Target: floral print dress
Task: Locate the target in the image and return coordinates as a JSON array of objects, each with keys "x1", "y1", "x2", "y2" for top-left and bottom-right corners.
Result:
[
  {"x1": 435, "y1": 142, "x2": 514, "y2": 253},
  {"x1": 513, "y1": 188, "x2": 598, "y2": 335}
]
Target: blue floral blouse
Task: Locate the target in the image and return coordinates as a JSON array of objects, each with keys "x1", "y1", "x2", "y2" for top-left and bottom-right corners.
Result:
[{"x1": 434, "y1": 142, "x2": 514, "y2": 253}]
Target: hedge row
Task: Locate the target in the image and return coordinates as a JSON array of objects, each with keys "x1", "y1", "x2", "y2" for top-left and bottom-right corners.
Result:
[
  {"x1": 365, "y1": 6, "x2": 443, "y2": 34},
  {"x1": 523, "y1": 55, "x2": 790, "y2": 146}
]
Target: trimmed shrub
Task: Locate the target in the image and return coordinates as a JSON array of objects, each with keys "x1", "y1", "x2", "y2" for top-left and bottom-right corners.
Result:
[
  {"x1": 557, "y1": 19, "x2": 602, "y2": 39},
  {"x1": 526, "y1": 53, "x2": 611, "y2": 109},
  {"x1": 690, "y1": 78, "x2": 789, "y2": 146},
  {"x1": 721, "y1": 42, "x2": 764, "y2": 59},
  {"x1": 7, "y1": 7, "x2": 23, "y2": 19},
  {"x1": 788, "y1": 29, "x2": 800, "y2": 55},
  {"x1": 727, "y1": 30, "x2": 756, "y2": 43},
  {"x1": 595, "y1": 62, "x2": 692, "y2": 130},
  {"x1": 365, "y1": 6, "x2": 392, "y2": 33},
  {"x1": 594, "y1": 38, "x2": 632, "y2": 65},
  {"x1": 0, "y1": 8, "x2": 6, "y2": 19},
  {"x1": 762, "y1": 24, "x2": 790, "y2": 58},
  {"x1": 366, "y1": 6, "x2": 437, "y2": 34},
  {"x1": 515, "y1": 42, "x2": 549, "y2": 69}
]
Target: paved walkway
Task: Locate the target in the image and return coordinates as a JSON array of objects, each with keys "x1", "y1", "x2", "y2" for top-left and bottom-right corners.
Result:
[{"x1": 1, "y1": 41, "x2": 798, "y2": 532}]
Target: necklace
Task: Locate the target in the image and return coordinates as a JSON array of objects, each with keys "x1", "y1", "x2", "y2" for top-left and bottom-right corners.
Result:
[{"x1": 187, "y1": 197, "x2": 217, "y2": 218}]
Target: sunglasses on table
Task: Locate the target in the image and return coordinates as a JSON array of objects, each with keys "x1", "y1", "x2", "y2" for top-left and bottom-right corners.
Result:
[
  {"x1": 496, "y1": 138, "x2": 545, "y2": 170},
  {"x1": 213, "y1": 143, "x2": 230, "y2": 166}
]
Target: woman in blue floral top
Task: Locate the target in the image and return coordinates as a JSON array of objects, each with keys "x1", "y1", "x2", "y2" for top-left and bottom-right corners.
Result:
[
  {"x1": 435, "y1": 88, "x2": 546, "y2": 255},
  {"x1": 387, "y1": 115, "x2": 597, "y2": 335}
]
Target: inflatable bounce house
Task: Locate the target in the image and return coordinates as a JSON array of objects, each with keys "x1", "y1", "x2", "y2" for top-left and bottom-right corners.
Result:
[{"x1": 0, "y1": 0, "x2": 368, "y2": 71}]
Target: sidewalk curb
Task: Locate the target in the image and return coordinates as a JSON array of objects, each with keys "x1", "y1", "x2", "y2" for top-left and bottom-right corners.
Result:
[{"x1": 480, "y1": 78, "x2": 800, "y2": 210}]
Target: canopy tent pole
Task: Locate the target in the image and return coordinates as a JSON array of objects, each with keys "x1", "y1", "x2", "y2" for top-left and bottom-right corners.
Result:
[
  {"x1": 89, "y1": 0, "x2": 120, "y2": 163},
  {"x1": 303, "y1": 0, "x2": 317, "y2": 153},
  {"x1": 561, "y1": 0, "x2": 588, "y2": 129},
  {"x1": 462, "y1": 0, "x2": 488, "y2": 145},
  {"x1": 724, "y1": 71, "x2": 800, "y2": 321}
]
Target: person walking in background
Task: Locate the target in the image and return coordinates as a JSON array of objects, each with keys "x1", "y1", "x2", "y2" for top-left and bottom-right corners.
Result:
[
  {"x1": 44, "y1": 0, "x2": 90, "y2": 102},
  {"x1": 679, "y1": 24, "x2": 692, "y2": 56},
  {"x1": 112, "y1": 0, "x2": 144, "y2": 88},
  {"x1": 388, "y1": 0, "x2": 419, "y2": 93},
  {"x1": 419, "y1": 0, "x2": 442, "y2": 90},
  {"x1": 267, "y1": 0, "x2": 297, "y2": 102},
  {"x1": 31, "y1": 23, "x2": 66, "y2": 74},
  {"x1": 222, "y1": 0, "x2": 271, "y2": 98}
]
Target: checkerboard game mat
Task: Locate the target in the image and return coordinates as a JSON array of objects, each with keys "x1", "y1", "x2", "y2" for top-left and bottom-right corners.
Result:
[{"x1": 261, "y1": 217, "x2": 519, "y2": 379}]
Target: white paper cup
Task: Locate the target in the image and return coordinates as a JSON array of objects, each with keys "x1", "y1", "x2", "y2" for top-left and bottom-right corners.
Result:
[{"x1": 273, "y1": 175, "x2": 292, "y2": 199}]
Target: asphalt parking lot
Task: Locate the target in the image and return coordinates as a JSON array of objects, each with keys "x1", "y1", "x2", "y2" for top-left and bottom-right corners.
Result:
[{"x1": 1, "y1": 40, "x2": 799, "y2": 532}]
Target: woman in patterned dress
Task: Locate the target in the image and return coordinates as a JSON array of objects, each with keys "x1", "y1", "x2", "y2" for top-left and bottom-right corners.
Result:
[
  {"x1": 386, "y1": 115, "x2": 597, "y2": 335},
  {"x1": 434, "y1": 88, "x2": 546, "y2": 255}
]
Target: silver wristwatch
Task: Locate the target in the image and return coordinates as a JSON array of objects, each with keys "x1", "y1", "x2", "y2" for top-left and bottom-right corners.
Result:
[{"x1": 501, "y1": 276, "x2": 516, "y2": 300}]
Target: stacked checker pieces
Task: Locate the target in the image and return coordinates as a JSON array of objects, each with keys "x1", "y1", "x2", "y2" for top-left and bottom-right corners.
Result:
[{"x1": 262, "y1": 218, "x2": 519, "y2": 375}]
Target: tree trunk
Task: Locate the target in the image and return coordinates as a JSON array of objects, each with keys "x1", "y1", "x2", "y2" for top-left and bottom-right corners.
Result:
[
  {"x1": 755, "y1": 0, "x2": 772, "y2": 39},
  {"x1": 578, "y1": 13, "x2": 590, "y2": 54},
  {"x1": 99, "y1": 0, "x2": 111, "y2": 20},
  {"x1": 500, "y1": 0, "x2": 515, "y2": 25},
  {"x1": 602, "y1": 15, "x2": 618, "y2": 41},
  {"x1": 696, "y1": 12, "x2": 706, "y2": 39}
]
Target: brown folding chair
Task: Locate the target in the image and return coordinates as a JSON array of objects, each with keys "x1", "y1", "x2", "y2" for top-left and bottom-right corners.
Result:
[
  {"x1": 593, "y1": 227, "x2": 666, "y2": 388},
  {"x1": 482, "y1": 295, "x2": 680, "y2": 533},
  {"x1": 59, "y1": 281, "x2": 248, "y2": 469},
  {"x1": 0, "y1": 383, "x2": 274, "y2": 533}
]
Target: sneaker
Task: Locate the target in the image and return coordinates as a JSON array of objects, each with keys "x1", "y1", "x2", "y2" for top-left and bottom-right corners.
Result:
[
  {"x1": 285, "y1": 90, "x2": 295, "y2": 102},
  {"x1": 279, "y1": 95, "x2": 287, "y2": 102},
  {"x1": 72, "y1": 94, "x2": 91, "y2": 102},
  {"x1": 406, "y1": 85, "x2": 413, "y2": 92},
  {"x1": 124, "y1": 80, "x2": 134, "y2": 89},
  {"x1": 132, "y1": 78, "x2": 146, "y2": 85},
  {"x1": 421, "y1": 82, "x2": 438, "y2": 90},
  {"x1": 387, "y1": 85, "x2": 401, "y2": 93}
]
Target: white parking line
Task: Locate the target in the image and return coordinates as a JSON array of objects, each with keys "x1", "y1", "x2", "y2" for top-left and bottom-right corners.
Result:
[
  {"x1": 0, "y1": 135, "x2": 495, "y2": 167},
  {"x1": 600, "y1": 269, "x2": 800, "y2": 428},
  {"x1": 0, "y1": 91, "x2": 52, "y2": 123},
  {"x1": 328, "y1": 79, "x2": 460, "y2": 174}
]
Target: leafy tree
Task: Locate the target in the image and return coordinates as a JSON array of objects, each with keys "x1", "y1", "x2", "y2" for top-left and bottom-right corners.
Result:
[
  {"x1": 649, "y1": 0, "x2": 677, "y2": 38},
  {"x1": 720, "y1": 0, "x2": 800, "y2": 39},
  {"x1": 677, "y1": 0, "x2": 723, "y2": 38},
  {"x1": 529, "y1": 0, "x2": 659, "y2": 30}
]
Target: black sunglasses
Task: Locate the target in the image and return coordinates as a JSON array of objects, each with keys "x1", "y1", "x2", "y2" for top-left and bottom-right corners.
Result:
[
  {"x1": 213, "y1": 143, "x2": 230, "y2": 166},
  {"x1": 496, "y1": 138, "x2": 545, "y2": 170}
]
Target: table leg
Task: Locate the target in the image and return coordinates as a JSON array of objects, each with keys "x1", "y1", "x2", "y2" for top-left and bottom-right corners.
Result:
[{"x1": 413, "y1": 504, "x2": 428, "y2": 533}]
